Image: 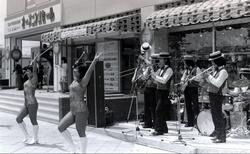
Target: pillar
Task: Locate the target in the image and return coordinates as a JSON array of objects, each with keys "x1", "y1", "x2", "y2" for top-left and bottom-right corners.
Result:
[
  {"x1": 141, "y1": 6, "x2": 169, "y2": 55},
  {"x1": 53, "y1": 42, "x2": 62, "y2": 92}
]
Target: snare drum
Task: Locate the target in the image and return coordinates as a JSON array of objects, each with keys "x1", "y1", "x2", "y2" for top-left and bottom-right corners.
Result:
[{"x1": 197, "y1": 110, "x2": 215, "y2": 136}]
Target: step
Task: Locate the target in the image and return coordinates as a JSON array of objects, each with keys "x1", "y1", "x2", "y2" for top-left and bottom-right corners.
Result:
[
  {"x1": 0, "y1": 104, "x2": 59, "y2": 124},
  {"x1": 0, "y1": 95, "x2": 59, "y2": 109},
  {"x1": 0, "y1": 100, "x2": 59, "y2": 116},
  {"x1": 0, "y1": 92, "x2": 60, "y2": 102}
]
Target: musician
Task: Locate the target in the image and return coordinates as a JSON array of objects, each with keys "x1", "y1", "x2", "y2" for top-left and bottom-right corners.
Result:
[
  {"x1": 131, "y1": 42, "x2": 150, "y2": 91},
  {"x1": 142, "y1": 53, "x2": 159, "y2": 128},
  {"x1": 180, "y1": 55, "x2": 202, "y2": 127},
  {"x1": 203, "y1": 51, "x2": 228, "y2": 143},
  {"x1": 151, "y1": 52, "x2": 173, "y2": 135}
]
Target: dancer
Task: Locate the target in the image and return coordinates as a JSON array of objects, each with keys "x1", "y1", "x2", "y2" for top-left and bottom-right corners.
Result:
[
  {"x1": 151, "y1": 52, "x2": 173, "y2": 135},
  {"x1": 58, "y1": 52, "x2": 102, "y2": 153},
  {"x1": 203, "y1": 51, "x2": 228, "y2": 143},
  {"x1": 16, "y1": 58, "x2": 39, "y2": 144}
]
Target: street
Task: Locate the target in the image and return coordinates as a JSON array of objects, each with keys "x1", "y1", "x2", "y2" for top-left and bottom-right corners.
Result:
[{"x1": 0, "y1": 112, "x2": 173, "y2": 153}]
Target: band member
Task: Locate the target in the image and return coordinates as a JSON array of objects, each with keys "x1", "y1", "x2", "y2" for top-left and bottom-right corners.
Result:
[
  {"x1": 203, "y1": 51, "x2": 228, "y2": 143},
  {"x1": 131, "y1": 42, "x2": 150, "y2": 91},
  {"x1": 151, "y1": 52, "x2": 173, "y2": 135},
  {"x1": 16, "y1": 58, "x2": 39, "y2": 144},
  {"x1": 58, "y1": 52, "x2": 102, "y2": 153},
  {"x1": 142, "y1": 53, "x2": 159, "y2": 128},
  {"x1": 180, "y1": 55, "x2": 202, "y2": 127}
]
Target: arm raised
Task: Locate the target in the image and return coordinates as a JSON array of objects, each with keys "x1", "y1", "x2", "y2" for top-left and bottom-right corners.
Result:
[{"x1": 80, "y1": 52, "x2": 103, "y2": 88}]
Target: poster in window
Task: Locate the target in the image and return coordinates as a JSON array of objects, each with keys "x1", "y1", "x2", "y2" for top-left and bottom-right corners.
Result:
[{"x1": 96, "y1": 41, "x2": 120, "y2": 93}]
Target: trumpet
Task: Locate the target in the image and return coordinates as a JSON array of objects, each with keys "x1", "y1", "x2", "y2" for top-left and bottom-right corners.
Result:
[{"x1": 188, "y1": 66, "x2": 214, "y2": 81}]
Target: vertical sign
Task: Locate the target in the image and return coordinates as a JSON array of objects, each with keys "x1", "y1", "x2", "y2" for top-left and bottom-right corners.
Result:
[{"x1": 96, "y1": 41, "x2": 120, "y2": 93}]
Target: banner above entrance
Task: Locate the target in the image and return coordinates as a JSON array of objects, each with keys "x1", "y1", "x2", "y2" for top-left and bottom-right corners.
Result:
[
  {"x1": 41, "y1": 14, "x2": 141, "y2": 43},
  {"x1": 146, "y1": 0, "x2": 250, "y2": 30}
]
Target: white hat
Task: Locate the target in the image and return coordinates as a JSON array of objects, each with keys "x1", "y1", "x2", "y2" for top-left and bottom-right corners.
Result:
[{"x1": 140, "y1": 42, "x2": 152, "y2": 52}]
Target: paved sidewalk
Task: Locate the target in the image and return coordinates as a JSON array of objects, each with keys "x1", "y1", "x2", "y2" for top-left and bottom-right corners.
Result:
[{"x1": 0, "y1": 112, "x2": 173, "y2": 153}]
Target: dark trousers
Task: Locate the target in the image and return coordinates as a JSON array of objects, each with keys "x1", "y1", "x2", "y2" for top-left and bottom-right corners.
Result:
[
  {"x1": 209, "y1": 93, "x2": 226, "y2": 140},
  {"x1": 184, "y1": 86, "x2": 199, "y2": 126},
  {"x1": 155, "y1": 89, "x2": 170, "y2": 133},
  {"x1": 144, "y1": 87, "x2": 156, "y2": 127}
]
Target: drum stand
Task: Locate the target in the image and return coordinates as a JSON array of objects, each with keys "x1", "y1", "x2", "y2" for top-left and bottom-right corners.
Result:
[{"x1": 172, "y1": 85, "x2": 195, "y2": 145}]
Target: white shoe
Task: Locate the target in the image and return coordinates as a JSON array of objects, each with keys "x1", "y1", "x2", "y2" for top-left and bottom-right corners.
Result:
[
  {"x1": 79, "y1": 137, "x2": 87, "y2": 153},
  {"x1": 27, "y1": 125, "x2": 39, "y2": 145}
]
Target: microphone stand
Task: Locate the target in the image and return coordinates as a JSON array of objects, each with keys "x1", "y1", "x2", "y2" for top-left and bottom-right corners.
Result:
[
  {"x1": 122, "y1": 56, "x2": 151, "y2": 138},
  {"x1": 171, "y1": 83, "x2": 195, "y2": 146}
]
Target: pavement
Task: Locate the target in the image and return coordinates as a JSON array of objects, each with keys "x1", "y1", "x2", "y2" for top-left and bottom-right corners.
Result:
[{"x1": 0, "y1": 112, "x2": 173, "y2": 153}]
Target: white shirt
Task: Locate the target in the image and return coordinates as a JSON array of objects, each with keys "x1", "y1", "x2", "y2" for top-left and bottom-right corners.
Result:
[
  {"x1": 207, "y1": 66, "x2": 228, "y2": 88},
  {"x1": 155, "y1": 66, "x2": 173, "y2": 84}
]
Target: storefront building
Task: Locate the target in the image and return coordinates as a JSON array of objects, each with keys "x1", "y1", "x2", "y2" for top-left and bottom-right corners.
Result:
[
  {"x1": 4, "y1": 0, "x2": 61, "y2": 87},
  {"x1": 6, "y1": 0, "x2": 250, "y2": 93},
  {"x1": 146, "y1": 0, "x2": 250, "y2": 86},
  {"x1": 4, "y1": 0, "x2": 179, "y2": 93}
]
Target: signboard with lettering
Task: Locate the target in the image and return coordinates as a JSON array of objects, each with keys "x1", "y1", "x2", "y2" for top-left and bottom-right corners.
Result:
[
  {"x1": 96, "y1": 41, "x2": 120, "y2": 93},
  {"x1": 5, "y1": 4, "x2": 61, "y2": 35}
]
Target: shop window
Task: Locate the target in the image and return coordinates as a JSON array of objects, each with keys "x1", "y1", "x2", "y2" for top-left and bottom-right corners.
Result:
[
  {"x1": 26, "y1": 0, "x2": 36, "y2": 9},
  {"x1": 216, "y1": 23, "x2": 250, "y2": 87},
  {"x1": 168, "y1": 28, "x2": 212, "y2": 82},
  {"x1": 121, "y1": 38, "x2": 140, "y2": 94}
]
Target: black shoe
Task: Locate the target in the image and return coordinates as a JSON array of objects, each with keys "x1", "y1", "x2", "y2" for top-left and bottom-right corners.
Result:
[
  {"x1": 209, "y1": 131, "x2": 217, "y2": 137},
  {"x1": 212, "y1": 138, "x2": 226, "y2": 143},
  {"x1": 151, "y1": 131, "x2": 164, "y2": 136}
]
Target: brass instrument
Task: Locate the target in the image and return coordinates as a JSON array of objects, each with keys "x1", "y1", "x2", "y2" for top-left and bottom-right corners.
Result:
[
  {"x1": 180, "y1": 66, "x2": 214, "y2": 92},
  {"x1": 189, "y1": 66, "x2": 214, "y2": 81}
]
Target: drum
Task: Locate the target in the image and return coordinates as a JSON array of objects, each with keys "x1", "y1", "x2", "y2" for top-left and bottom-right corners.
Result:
[{"x1": 197, "y1": 110, "x2": 215, "y2": 136}]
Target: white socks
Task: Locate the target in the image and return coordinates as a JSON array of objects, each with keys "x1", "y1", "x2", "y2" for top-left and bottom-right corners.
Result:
[
  {"x1": 61, "y1": 130, "x2": 76, "y2": 153},
  {"x1": 27, "y1": 125, "x2": 39, "y2": 144},
  {"x1": 18, "y1": 122, "x2": 29, "y2": 143},
  {"x1": 79, "y1": 137, "x2": 87, "y2": 153}
]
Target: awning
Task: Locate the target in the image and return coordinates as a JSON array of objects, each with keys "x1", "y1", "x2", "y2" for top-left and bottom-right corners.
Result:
[
  {"x1": 146, "y1": 0, "x2": 250, "y2": 30},
  {"x1": 41, "y1": 14, "x2": 141, "y2": 43}
]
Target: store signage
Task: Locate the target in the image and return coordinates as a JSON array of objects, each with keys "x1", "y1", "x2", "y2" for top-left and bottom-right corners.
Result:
[
  {"x1": 61, "y1": 27, "x2": 87, "y2": 39},
  {"x1": 10, "y1": 48, "x2": 22, "y2": 61},
  {"x1": 96, "y1": 41, "x2": 120, "y2": 92},
  {"x1": 5, "y1": 4, "x2": 61, "y2": 35}
]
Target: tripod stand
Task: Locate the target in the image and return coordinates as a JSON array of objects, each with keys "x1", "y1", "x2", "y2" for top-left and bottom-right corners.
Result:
[{"x1": 171, "y1": 84, "x2": 195, "y2": 145}]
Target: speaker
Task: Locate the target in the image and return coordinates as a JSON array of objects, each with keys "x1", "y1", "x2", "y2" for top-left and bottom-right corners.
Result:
[{"x1": 87, "y1": 61, "x2": 105, "y2": 127}]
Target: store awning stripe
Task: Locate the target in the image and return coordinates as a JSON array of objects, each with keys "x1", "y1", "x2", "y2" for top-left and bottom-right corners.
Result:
[
  {"x1": 146, "y1": 0, "x2": 250, "y2": 29},
  {"x1": 41, "y1": 14, "x2": 141, "y2": 42}
]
